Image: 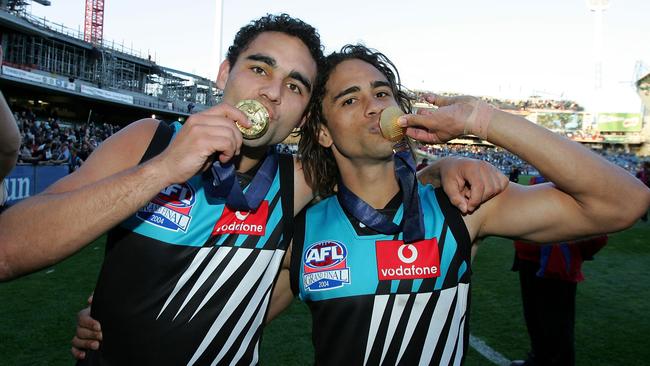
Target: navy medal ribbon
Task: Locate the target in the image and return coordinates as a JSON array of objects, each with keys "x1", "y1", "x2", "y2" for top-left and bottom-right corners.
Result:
[
  {"x1": 337, "y1": 150, "x2": 425, "y2": 243},
  {"x1": 203, "y1": 150, "x2": 278, "y2": 211}
]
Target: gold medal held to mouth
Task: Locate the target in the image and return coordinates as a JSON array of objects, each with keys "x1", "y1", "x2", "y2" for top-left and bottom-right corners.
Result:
[
  {"x1": 379, "y1": 106, "x2": 405, "y2": 142},
  {"x1": 235, "y1": 99, "x2": 269, "y2": 139}
]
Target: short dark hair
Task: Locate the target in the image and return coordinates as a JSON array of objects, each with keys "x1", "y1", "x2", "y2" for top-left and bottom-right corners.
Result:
[
  {"x1": 299, "y1": 44, "x2": 414, "y2": 198},
  {"x1": 226, "y1": 13, "x2": 324, "y2": 75}
]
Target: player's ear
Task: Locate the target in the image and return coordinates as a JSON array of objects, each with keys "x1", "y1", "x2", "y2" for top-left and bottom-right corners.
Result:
[
  {"x1": 317, "y1": 123, "x2": 333, "y2": 148},
  {"x1": 216, "y1": 60, "x2": 231, "y2": 89}
]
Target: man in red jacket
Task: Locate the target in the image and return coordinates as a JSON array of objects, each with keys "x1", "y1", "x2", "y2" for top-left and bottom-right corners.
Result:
[{"x1": 511, "y1": 175, "x2": 608, "y2": 366}]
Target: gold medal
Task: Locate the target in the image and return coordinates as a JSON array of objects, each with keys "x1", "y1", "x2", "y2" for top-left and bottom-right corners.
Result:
[
  {"x1": 235, "y1": 99, "x2": 269, "y2": 139},
  {"x1": 379, "y1": 106, "x2": 405, "y2": 142}
]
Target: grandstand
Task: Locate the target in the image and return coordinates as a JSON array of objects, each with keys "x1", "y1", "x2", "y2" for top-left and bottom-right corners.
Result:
[
  {"x1": 636, "y1": 71, "x2": 650, "y2": 155},
  {"x1": 409, "y1": 91, "x2": 648, "y2": 177},
  {"x1": 1, "y1": 1, "x2": 647, "y2": 195},
  {"x1": 1, "y1": 0, "x2": 223, "y2": 205},
  {"x1": 411, "y1": 89, "x2": 648, "y2": 166},
  {"x1": 0, "y1": 0, "x2": 220, "y2": 126}
]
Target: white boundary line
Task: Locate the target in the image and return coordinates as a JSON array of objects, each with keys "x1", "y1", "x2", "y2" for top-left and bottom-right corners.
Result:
[{"x1": 469, "y1": 334, "x2": 511, "y2": 366}]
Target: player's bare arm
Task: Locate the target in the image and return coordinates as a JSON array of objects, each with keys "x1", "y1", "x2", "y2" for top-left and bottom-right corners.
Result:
[
  {"x1": 0, "y1": 104, "x2": 250, "y2": 281},
  {"x1": 401, "y1": 94, "x2": 650, "y2": 243}
]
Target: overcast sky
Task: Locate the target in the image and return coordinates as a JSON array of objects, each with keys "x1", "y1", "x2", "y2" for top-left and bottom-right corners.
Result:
[{"x1": 27, "y1": 0, "x2": 650, "y2": 113}]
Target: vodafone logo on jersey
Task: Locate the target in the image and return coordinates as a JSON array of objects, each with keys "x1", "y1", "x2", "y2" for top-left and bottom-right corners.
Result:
[
  {"x1": 212, "y1": 200, "x2": 269, "y2": 236},
  {"x1": 376, "y1": 238, "x2": 441, "y2": 280}
]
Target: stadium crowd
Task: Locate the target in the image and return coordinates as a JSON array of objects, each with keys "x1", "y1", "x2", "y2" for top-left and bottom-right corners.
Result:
[
  {"x1": 8, "y1": 108, "x2": 642, "y2": 178},
  {"x1": 421, "y1": 144, "x2": 539, "y2": 176},
  {"x1": 419, "y1": 143, "x2": 644, "y2": 176},
  {"x1": 13, "y1": 109, "x2": 119, "y2": 172},
  {"x1": 413, "y1": 91, "x2": 584, "y2": 112}
]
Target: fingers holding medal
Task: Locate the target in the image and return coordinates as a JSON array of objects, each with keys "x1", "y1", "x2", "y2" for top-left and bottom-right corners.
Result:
[{"x1": 235, "y1": 99, "x2": 269, "y2": 139}]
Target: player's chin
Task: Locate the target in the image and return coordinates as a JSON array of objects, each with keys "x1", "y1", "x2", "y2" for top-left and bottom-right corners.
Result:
[
  {"x1": 242, "y1": 134, "x2": 273, "y2": 148},
  {"x1": 373, "y1": 143, "x2": 395, "y2": 160}
]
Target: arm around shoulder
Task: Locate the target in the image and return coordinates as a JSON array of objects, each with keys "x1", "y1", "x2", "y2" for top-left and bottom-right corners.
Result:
[{"x1": 418, "y1": 156, "x2": 508, "y2": 213}]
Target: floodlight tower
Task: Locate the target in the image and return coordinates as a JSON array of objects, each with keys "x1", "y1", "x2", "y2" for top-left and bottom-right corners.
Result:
[
  {"x1": 586, "y1": 0, "x2": 609, "y2": 124},
  {"x1": 216, "y1": 0, "x2": 225, "y2": 66},
  {"x1": 84, "y1": 0, "x2": 105, "y2": 45}
]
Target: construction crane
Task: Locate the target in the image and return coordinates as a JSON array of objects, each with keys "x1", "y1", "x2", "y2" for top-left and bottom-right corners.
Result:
[{"x1": 84, "y1": 0, "x2": 104, "y2": 45}]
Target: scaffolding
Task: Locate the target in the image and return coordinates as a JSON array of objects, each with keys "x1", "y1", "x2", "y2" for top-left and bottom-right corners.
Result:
[{"x1": 0, "y1": 5, "x2": 219, "y2": 110}]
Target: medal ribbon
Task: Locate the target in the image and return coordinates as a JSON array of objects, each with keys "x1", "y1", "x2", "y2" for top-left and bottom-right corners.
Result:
[
  {"x1": 203, "y1": 150, "x2": 278, "y2": 211},
  {"x1": 337, "y1": 150, "x2": 425, "y2": 243}
]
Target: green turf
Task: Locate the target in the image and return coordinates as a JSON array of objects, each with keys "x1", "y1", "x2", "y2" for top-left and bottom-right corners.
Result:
[
  {"x1": 1, "y1": 222, "x2": 648, "y2": 365},
  {"x1": 0, "y1": 238, "x2": 104, "y2": 365},
  {"x1": 470, "y1": 222, "x2": 650, "y2": 365}
]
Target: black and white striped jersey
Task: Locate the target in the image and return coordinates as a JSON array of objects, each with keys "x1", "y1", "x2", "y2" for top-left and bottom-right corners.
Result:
[
  {"x1": 291, "y1": 186, "x2": 472, "y2": 365},
  {"x1": 79, "y1": 122, "x2": 294, "y2": 366}
]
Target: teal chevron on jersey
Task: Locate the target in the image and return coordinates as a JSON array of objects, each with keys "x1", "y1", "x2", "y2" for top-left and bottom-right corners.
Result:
[{"x1": 291, "y1": 184, "x2": 473, "y2": 365}]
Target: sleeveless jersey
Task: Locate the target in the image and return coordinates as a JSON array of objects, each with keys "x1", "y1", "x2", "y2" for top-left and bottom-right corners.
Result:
[
  {"x1": 82, "y1": 122, "x2": 294, "y2": 366},
  {"x1": 290, "y1": 185, "x2": 472, "y2": 366}
]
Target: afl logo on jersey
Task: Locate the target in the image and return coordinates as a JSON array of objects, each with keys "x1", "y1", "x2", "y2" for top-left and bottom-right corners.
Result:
[
  {"x1": 136, "y1": 183, "x2": 195, "y2": 232},
  {"x1": 152, "y1": 183, "x2": 196, "y2": 208},
  {"x1": 304, "y1": 241, "x2": 348, "y2": 269},
  {"x1": 303, "y1": 241, "x2": 351, "y2": 292}
]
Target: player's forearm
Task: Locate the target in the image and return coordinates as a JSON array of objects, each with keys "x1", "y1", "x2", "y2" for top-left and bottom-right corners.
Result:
[
  {"x1": 486, "y1": 110, "x2": 650, "y2": 226},
  {"x1": 0, "y1": 160, "x2": 170, "y2": 281}
]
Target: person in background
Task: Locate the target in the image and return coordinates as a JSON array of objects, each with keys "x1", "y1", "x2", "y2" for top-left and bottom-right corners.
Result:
[
  {"x1": 509, "y1": 165, "x2": 521, "y2": 183},
  {"x1": 51, "y1": 141, "x2": 71, "y2": 165},
  {"x1": 68, "y1": 147, "x2": 84, "y2": 173},
  {"x1": 510, "y1": 234, "x2": 608, "y2": 366},
  {"x1": 510, "y1": 175, "x2": 608, "y2": 366},
  {"x1": 416, "y1": 157, "x2": 429, "y2": 171}
]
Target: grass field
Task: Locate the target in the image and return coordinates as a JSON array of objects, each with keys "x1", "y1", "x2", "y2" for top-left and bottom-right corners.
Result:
[{"x1": 1, "y1": 222, "x2": 648, "y2": 365}]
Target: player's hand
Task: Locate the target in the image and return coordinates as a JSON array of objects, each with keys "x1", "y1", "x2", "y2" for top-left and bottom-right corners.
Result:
[
  {"x1": 150, "y1": 103, "x2": 252, "y2": 185},
  {"x1": 398, "y1": 94, "x2": 484, "y2": 144},
  {"x1": 71, "y1": 296, "x2": 103, "y2": 360},
  {"x1": 438, "y1": 157, "x2": 508, "y2": 213}
]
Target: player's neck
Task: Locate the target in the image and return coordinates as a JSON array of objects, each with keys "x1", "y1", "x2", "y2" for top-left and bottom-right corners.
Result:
[
  {"x1": 236, "y1": 145, "x2": 270, "y2": 174},
  {"x1": 337, "y1": 157, "x2": 399, "y2": 209}
]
